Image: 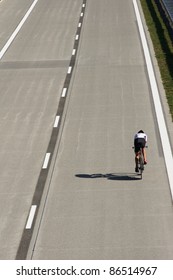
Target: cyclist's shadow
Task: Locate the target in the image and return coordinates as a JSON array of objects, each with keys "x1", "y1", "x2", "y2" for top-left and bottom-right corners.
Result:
[{"x1": 75, "y1": 173, "x2": 140, "y2": 181}]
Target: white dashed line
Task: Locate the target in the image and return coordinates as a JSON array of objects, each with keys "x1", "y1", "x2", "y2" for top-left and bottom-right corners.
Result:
[
  {"x1": 72, "y1": 49, "x2": 76, "y2": 55},
  {"x1": 133, "y1": 0, "x2": 173, "y2": 200},
  {"x1": 42, "y1": 153, "x2": 51, "y2": 169},
  {"x1": 68, "y1": 66, "x2": 72, "y2": 74},
  {"x1": 17, "y1": 0, "x2": 87, "y2": 259},
  {"x1": 80, "y1": 13, "x2": 84, "y2": 17},
  {"x1": 61, "y1": 87, "x2": 67, "y2": 97},
  {"x1": 54, "y1": 116, "x2": 60, "y2": 128},
  {"x1": 25, "y1": 205, "x2": 37, "y2": 229},
  {"x1": 0, "y1": 0, "x2": 39, "y2": 60}
]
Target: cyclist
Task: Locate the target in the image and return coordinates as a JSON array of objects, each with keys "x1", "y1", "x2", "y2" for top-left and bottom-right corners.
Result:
[{"x1": 134, "y1": 130, "x2": 147, "y2": 172}]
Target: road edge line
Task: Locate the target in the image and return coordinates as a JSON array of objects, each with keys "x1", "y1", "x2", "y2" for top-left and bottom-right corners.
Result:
[{"x1": 133, "y1": 0, "x2": 173, "y2": 200}]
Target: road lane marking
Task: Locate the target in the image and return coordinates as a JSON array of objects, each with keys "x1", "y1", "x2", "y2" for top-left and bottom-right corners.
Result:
[
  {"x1": 72, "y1": 49, "x2": 76, "y2": 55},
  {"x1": 61, "y1": 87, "x2": 67, "y2": 97},
  {"x1": 42, "y1": 153, "x2": 51, "y2": 169},
  {"x1": 68, "y1": 66, "x2": 72, "y2": 74},
  {"x1": 78, "y1": 22, "x2": 82, "y2": 28},
  {"x1": 0, "y1": 0, "x2": 39, "y2": 60},
  {"x1": 133, "y1": 0, "x2": 173, "y2": 199},
  {"x1": 54, "y1": 116, "x2": 60, "y2": 128},
  {"x1": 25, "y1": 205, "x2": 37, "y2": 229},
  {"x1": 16, "y1": 0, "x2": 87, "y2": 259}
]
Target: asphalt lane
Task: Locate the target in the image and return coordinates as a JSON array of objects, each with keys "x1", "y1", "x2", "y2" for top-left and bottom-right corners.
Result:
[
  {"x1": 27, "y1": 0, "x2": 173, "y2": 259},
  {"x1": 0, "y1": 0, "x2": 82, "y2": 259},
  {"x1": 0, "y1": 0, "x2": 173, "y2": 260},
  {"x1": 0, "y1": 0, "x2": 33, "y2": 50}
]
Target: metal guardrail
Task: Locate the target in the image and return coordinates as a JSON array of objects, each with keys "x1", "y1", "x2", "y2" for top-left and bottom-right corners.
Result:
[
  {"x1": 157, "y1": 0, "x2": 173, "y2": 29},
  {"x1": 161, "y1": 0, "x2": 173, "y2": 19}
]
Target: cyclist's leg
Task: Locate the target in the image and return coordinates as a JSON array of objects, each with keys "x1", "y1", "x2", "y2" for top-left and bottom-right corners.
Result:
[
  {"x1": 134, "y1": 140, "x2": 140, "y2": 172},
  {"x1": 135, "y1": 153, "x2": 139, "y2": 172},
  {"x1": 141, "y1": 140, "x2": 147, "y2": 164},
  {"x1": 142, "y1": 148, "x2": 147, "y2": 163},
  {"x1": 136, "y1": 138, "x2": 147, "y2": 164}
]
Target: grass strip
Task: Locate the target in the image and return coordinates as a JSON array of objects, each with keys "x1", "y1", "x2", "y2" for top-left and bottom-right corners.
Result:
[{"x1": 140, "y1": 0, "x2": 173, "y2": 120}]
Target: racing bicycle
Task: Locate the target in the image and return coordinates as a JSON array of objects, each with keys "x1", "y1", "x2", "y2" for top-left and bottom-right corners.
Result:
[{"x1": 133, "y1": 146, "x2": 147, "y2": 179}]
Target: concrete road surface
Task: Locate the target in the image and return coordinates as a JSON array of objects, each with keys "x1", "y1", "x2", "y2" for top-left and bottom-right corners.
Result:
[{"x1": 0, "y1": 0, "x2": 173, "y2": 260}]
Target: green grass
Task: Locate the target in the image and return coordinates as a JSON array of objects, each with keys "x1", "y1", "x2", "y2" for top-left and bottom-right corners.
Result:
[{"x1": 140, "y1": 0, "x2": 173, "y2": 120}]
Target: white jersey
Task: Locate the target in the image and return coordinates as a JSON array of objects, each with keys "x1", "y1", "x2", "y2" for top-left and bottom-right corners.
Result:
[{"x1": 134, "y1": 132, "x2": 147, "y2": 142}]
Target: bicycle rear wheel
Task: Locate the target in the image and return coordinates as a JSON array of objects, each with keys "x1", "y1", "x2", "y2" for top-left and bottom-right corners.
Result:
[{"x1": 139, "y1": 149, "x2": 144, "y2": 179}]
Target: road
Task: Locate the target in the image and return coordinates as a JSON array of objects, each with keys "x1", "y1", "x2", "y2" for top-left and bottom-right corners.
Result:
[{"x1": 0, "y1": 0, "x2": 173, "y2": 260}]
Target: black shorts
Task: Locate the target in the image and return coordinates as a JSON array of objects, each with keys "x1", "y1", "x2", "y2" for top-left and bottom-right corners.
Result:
[{"x1": 134, "y1": 138, "x2": 145, "y2": 153}]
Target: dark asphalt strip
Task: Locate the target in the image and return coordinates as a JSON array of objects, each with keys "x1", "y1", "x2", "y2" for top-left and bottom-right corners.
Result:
[{"x1": 15, "y1": 0, "x2": 87, "y2": 260}]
